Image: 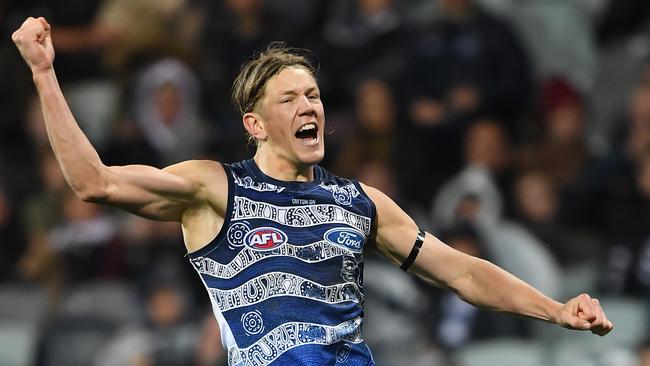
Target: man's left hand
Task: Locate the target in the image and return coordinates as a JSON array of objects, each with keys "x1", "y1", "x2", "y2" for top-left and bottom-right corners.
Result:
[{"x1": 557, "y1": 293, "x2": 614, "y2": 336}]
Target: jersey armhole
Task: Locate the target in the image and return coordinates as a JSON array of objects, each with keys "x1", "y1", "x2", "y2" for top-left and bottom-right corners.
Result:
[
  {"x1": 187, "y1": 163, "x2": 235, "y2": 259},
  {"x1": 352, "y1": 180, "x2": 378, "y2": 240}
]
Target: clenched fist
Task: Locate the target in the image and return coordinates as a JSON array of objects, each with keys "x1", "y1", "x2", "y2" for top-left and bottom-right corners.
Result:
[
  {"x1": 12, "y1": 17, "x2": 55, "y2": 74},
  {"x1": 556, "y1": 293, "x2": 614, "y2": 336}
]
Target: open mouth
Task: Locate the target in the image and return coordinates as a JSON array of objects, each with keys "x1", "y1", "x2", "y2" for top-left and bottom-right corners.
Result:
[{"x1": 295, "y1": 122, "x2": 319, "y2": 144}]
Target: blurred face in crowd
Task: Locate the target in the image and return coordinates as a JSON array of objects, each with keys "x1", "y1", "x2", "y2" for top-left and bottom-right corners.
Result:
[
  {"x1": 630, "y1": 84, "x2": 650, "y2": 129},
  {"x1": 447, "y1": 235, "x2": 481, "y2": 257},
  {"x1": 252, "y1": 66, "x2": 325, "y2": 168},
  {"x1": 636, "y1": 152, "x2": 650, "y2": 199},
  {"x1": 515, "y1": 172, "x2": 558, "y2": 224},
  {"x1": 441, "y1": 0, "x2": 474, "y2": 17},
  {"x1": 356, "y1": 79, "x2": 395, "y2": 135},
  {"x1": 40, "y1": 153, "x2": 67, "y2": 192},
  {"x1": 225, "y1": 0, "x2": 262, "y2": 17},
  {"x1": 148, "y1": 286, "x2": 185, "y2": 327},
  {"x1": 455, "y1": 195, "x2": 481, "y2": 223},
  {"x1": 626, "y1": 85, "x2": 650, "y2": 159},
  {"x1": 63, "y1": 190, "x2": 102, "y2": 221},
  {"x1": 358, "y1": 0, "x2": 393, "y2": 16},
  {"x1": 546, "y1": 103, "x2": 585, "y2": 144},
  {"x1": 465, "y1": 120, "x2": 509, "y2": 172},
  {"x1": 357, "y1": 160, "x2": 397, "y2": 198},
  {"x1": 155, "y1": 82, "x2": 182, "y2": 126}
]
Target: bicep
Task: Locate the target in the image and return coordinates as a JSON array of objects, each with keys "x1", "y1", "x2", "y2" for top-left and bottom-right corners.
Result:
[
  {"x1": 364, "y1": 183, "x2": 476, "y2": 289},
  {"x1": 99, "y1": 160, "x2": 222, "y2": 222}
]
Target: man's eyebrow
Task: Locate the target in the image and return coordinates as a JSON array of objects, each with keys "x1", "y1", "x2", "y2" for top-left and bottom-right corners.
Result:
[{"x1": 279, "y1": 86, "x2": 319, "y2": 95}]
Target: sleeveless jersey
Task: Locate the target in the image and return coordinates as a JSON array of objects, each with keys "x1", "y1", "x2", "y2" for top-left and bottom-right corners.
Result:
[{"x1": 188, "y1": 159, "x2": 376, "y2": 366}]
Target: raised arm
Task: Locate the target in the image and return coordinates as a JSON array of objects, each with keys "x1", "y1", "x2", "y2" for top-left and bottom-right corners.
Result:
[
  {"x1": 12, "y1": 17, "x2": 226, "y2": 223},
  {"x1": 362, "y1": 183, "x2": 614, "y2": 336}
]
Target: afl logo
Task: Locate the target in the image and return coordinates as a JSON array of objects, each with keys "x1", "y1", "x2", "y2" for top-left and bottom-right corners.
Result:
[
  {"x1": 324, "y1": 228, "x2": 364, "y2": 253},
  {"x1": 243, "y1": 227, "x2": 288, "y2": 250}
]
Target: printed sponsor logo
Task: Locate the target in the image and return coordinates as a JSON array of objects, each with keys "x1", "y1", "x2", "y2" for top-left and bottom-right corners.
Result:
[
  {"x1": 324, "y1": 228, "x2": 364, "y2": 252},
  {"x1": 244, "y1": 227, "x2": 288, "y2": 250}
]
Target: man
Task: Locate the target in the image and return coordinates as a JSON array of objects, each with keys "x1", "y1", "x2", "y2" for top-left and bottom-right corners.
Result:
[{"x1": 12, "y1": 17, "x2": 612, "y2": 366}]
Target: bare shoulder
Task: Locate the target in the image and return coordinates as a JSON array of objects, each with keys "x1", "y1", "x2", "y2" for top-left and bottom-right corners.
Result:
[
  {"x1": 164, "y1": 159, "x2": 228, "y2": 209},
  {"x1": 162, "y1": 160, "x2": 227, "y2": 190},
  {"x1": 163, "y1": 159, "x2": 226, "y2": 181}
]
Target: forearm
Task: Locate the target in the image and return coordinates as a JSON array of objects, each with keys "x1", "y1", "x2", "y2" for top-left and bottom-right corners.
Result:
[
  {"x1": 448, "y1": 257, "x2": 563, "y2": 323},
  {"x1": 33, "y1": 69, "x2": 107, "y2": 200}
]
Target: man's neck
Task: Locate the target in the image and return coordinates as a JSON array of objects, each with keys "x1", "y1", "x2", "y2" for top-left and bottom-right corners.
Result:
[{"x1": 253, "y1": 152, "x2": 314, "y2": 182}]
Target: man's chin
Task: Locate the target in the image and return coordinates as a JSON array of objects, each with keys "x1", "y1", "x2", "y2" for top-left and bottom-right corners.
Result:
[{"x1": 298, "y1": 149, "x2": 325, "y2": 166}]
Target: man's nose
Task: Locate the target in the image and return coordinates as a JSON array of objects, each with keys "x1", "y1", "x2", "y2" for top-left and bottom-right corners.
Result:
[{"x1": 297, "y1": 95, "x2": 315, "y2": 116}]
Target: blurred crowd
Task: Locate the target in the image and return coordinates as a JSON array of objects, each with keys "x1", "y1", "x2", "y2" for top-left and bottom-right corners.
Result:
[{"x1": 1, "y1": 0, "x2": 650, "y2": 365}]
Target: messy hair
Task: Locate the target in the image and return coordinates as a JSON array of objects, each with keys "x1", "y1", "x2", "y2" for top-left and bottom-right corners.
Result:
[{"x1": 232, "y1": 43, "x2": 317, "y2": 143}]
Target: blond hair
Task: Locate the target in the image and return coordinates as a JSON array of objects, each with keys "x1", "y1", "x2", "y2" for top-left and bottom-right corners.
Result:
[{"x1": 232, "y1": 44, "x2": 317, "y2": 143}]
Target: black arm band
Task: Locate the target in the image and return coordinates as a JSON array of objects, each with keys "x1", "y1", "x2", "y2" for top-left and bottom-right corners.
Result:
[{"x1": 400, "y1": 229, "x2": 426, "y2": 271}]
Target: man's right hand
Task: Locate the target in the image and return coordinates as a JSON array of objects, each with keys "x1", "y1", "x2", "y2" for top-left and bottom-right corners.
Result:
[{"x1": 12, "y1": 17, "x2": 55, "y2": 74}]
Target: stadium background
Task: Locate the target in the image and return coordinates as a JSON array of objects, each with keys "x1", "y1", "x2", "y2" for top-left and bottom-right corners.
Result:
[{"x1": 0, "y1": 0, "x2": 649, "y2": 365}]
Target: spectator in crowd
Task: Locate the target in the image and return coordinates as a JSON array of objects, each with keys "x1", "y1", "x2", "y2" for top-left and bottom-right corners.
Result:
[
  {"x1": 198, "y1": 0, "x2": 285, "y2": 161},
  {"x1": 199, "y1": 0, "x2": 272, "y2": 114},
  {"x1": 25, "y1": 0, "x2": 122, "y2": 148},
  {"x1": 132, "y1": 58, "x2": 210, "y2": 165},
  {"x1": 30, "y1": 0, "x2": 117, "y2": 83},
  {"x1": 320, "y1": 0, "x2": 405, "y2": 107},
  {"x1": 404, "y1": 0, "x2": 531, "y2": 128},
  {"x1": 18, "y1": 150, "x2": 121, "y2": 292},
  {"x1": 432, "y1": 120, "x2": 561, "y2": 302},
  {"x1": 622, "y1": 82, "x2": 650, "y2": 162},
  {"x1": 96, "y1": 281, "x2": 199, "y2": 366},
  {"x1": 596, "y1": 0, "x2": 650, "y2": 47},
  {"x1": 518, "y1": 77, "x2": 604, "y2": 229},
  {"x1": 512, "y1": 169, "x2": 602, "y2": 267},
  {"x1": 430, "y1": 224, "x2": 523, "y2": 350},
  {"x1": 101, "y1": 114, "x2": 161, "y2": 168},
  {"x1": 431, "y1": 119, "x2": 512, "y2": 229},
  {"x1": 194, "y1": 314, "x2": 227, "y2": 366},
  {"x1": 598, "y1": 80, "x2": 650, "y2": 238},
  {"x1": 333, "y1": 78, "x2": 397, "y2": 178},
  {"x1": 601, "y1": 148, "x2": 650, "y2": 297},
  {"x1": 397, "y1": 0, "x2": 531, "y2": 205},
  {"x1": 96, "y1": 0, "x2": 202, "y2": 75},
  {"x1": 17, "y1": 151, "x2": 69, "y2": 298},
  {"x1": 49, "y1": 190, "x2": 120, "y2": 281},
  {"x1": 520, "y1": 78, "x2": 590, "y2": 190}
]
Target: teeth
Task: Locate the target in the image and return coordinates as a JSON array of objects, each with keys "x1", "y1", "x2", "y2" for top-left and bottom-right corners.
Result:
[{"x1": 299, "y1": 123, "x2": 317, "y2": 132}]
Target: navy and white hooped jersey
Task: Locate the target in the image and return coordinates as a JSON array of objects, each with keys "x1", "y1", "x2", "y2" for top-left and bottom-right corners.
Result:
[{"x1": 188, "y1": 159, "x2": 377, "y2": 366}]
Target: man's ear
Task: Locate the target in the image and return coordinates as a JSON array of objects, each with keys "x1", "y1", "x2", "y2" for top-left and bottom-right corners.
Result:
[{"x1": 243, "y1": 112, "x2": 267, "y2": 141}]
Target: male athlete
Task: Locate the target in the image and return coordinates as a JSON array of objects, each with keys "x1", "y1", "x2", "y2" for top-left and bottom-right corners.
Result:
[{"x1": 13, "y1": 17, "x2": 612, "y2": 366}]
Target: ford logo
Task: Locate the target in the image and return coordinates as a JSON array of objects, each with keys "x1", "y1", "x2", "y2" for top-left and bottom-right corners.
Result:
[
  {"x1": 244, "y1": 227, "x2": 288, "y2": 250},
  {"x1": 324, "y1": 228, "x2": 364, "y2": 252}
]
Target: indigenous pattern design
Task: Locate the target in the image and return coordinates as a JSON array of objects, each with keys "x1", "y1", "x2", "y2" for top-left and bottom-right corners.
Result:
[{"x1": 189, "y1": 160, "x2": 376, "y2": 366}]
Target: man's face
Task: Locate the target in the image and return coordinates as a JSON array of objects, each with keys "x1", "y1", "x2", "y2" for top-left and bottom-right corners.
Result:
[{"x1": 257, "y1": 67, "x2": 325, "y2": 167}]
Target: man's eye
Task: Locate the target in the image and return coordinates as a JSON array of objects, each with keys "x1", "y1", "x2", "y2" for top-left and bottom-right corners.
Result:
[{"x1": 308, "y1": 95, "x2": 320, "y2": 100}]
